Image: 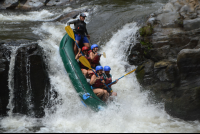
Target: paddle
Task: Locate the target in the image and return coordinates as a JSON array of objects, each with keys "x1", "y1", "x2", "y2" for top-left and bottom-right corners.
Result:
[
  {"x1": 65, "y1": 25, "x2": 85, "y2": 56},
  {"x1": 107, "y1": 69, "x2": 137, "y2": 86},
  {"x1": 65, "y1": 25, "x2": 112, "y2": 92},
  {"x1": 79, "y1": 56, "x2": 113, "y2": 92},
  {"x1": 101, "y1": 52, "x2": 106, "y2": 58}
]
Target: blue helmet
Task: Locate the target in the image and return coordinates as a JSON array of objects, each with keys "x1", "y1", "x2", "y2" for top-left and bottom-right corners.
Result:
[
  {"x1": 104, "y1": 66, "x2": 111, "y2": 71},
  {"x1": 96, "y1": 66, "x2": 103, "y2": 71},
  {"x1": 91, "y1": 44, "x2": 98, "y2": 50}
]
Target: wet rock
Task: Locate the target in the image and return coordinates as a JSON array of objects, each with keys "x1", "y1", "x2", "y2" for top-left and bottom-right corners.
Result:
[
  {"x1": 154, "y1": 60, "x2": 173, "y2": 69},
  {"x1": 180, "y1": 37, "x2": 199, "y2": 49},
  {"x1": 13, "y1": 43, "x2": 50, "y2": 118},
  {"x1": 17, "y1": 0, "x2": 45, "y2": 10},
  {"x1": 183, "y1": 18, "x2": 200, "y2": 31},
  {"x1": 136, "y1": 60, "x2": 155, "y2": 86},
  {"x1": 0, "y1": 0, "x2": 74, "y2": 10},
  {"x1": 149, "y1": 45, "x2": 170, "y2": 62},
  {"x1": 165, "y1": 64, "x2": 178, "y2": 81},
  {"x1": 165, "y1": 78, "x2": 200, "y2": 121},
  {"x1": 2, "y1": 0, "x2": 18, "y2": 9},
  {"x1": 156, "y1": 12, "x2": 180, "y2": 28},
  {"x1": 0, "y1": 0, "x2": 6, "y2": 9},
  {"x1": 177, "y1": 49, "x2": 200, "y2": 79},
  {"x1": 128, "y1": 41, "x2": 146, "y2": 66},
  {"x1": 130, "y1": 0, "x2": 200, "y2": 121},
  {"x1": 55, "y1": 11, "x2": 80, "y2": 23},
  {"x1": 46, "y1": 0, "x2": 70, "y2": 6},
  {"x1": 0, "y1": 44, "x2": 11, "y2": 116}
]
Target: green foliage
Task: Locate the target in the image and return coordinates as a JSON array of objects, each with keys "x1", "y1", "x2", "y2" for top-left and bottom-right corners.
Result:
[
  {"x1": 139, "y1": 25, "x2": 153, "y2": 37},
  {"x1": 136, "y1": 68, "x2": 145, "y2": 83},
  {"x1": 140, "y1": 41, "x2": 153, "y2": 56}
]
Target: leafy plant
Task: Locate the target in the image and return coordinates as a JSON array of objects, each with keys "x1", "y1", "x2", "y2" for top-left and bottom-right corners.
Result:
[{"x1": 139, "y1": 25, "x2": 154, "y2": 37}]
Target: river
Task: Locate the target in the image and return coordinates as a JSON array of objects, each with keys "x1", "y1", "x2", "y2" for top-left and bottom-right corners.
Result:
[{"x1": 0, "y1": 0, "x2": 200, "y2": 133}]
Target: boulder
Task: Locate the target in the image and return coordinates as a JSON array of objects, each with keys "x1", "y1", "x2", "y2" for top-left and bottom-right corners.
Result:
[
  {"x1": 156, "y1": 12, "x2": 180, "y2": 28},
  {"x1": 2, "y1": 0, "x2": 18, "y2": 9},
  {"x1": 183, "y1": 18, "x2": 200, "y2": 31},
  {"x1": 177, "y1": 49, "x2": 200, "y2": 78},
  {"x1": 13, "y1": 43, "x2": 50, "y2": 118},
  {"x1": 46, "y1": 0, "x2": 70, "y2": 6},
  {"x1": 55, "y1": 11, "x2": 80, "y2": 23},
  {"x1": 17, "y1": 0, "x2": 45, "y2": 10},
  {"x1": 165, "y1": 78, "x2": 200, "y2": 121}
]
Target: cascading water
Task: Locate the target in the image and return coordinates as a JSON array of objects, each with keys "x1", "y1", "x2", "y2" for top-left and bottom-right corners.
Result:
[
  {"x1": 1, "y1": 0, "x2": 200, "y2": 132},
  {"x1": 7, "y1": 46, "x2": 19, "y2": 117}
]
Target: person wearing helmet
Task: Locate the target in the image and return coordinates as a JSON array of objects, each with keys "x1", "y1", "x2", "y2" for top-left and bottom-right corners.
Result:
[
  {"x1": 90, "y1": 66, "x2": 109, "y2": 102},
  {"x1": 75, "y1": 47, "x2": 94, "y2": 79},
  {"x1": 103, "y1": 66, "x2": 118, "y2": 98},
  {"x1": 89, "y1": 44, "x2": 101, "y2": 69},
  {"x1": 67, "y1": 13, "x2": 90, "y2": 55}
]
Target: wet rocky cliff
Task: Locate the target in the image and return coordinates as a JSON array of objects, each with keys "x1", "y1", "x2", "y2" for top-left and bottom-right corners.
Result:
[
  {"x1": 0, "y1": 40, "x2": 51, "y2": 118},
  {"x1": 128, "y1": 0, "x2": 200, "y2": 121}
]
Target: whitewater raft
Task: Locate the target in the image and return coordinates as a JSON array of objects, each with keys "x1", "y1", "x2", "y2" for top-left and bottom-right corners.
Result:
[{"x1": 59, "y1": 33, "x2": 107, "y2": 111}]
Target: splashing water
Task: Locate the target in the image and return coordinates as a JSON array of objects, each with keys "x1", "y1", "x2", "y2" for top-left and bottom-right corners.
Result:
[
  {"x1": 7, "y1": 46, "x2": 19, "y2": 117},
  {"x1": 0, "y1": 10, "x2": 57, "y2": 21},
  {"x1": 1, "y1": 2, "x2": 200, "y2": 132},
  {"x1": 26, "y1": 22, "x2": 200, "y2": 132}
]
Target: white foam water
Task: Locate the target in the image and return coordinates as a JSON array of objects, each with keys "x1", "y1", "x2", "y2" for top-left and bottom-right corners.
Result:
[
  {"x1": 1, "y1": 6, "x2": 200, "y2": 133},
  {"x1": 30, "y1": 22, "x2": 200, "y2": 132},
  {"x1": 7, "y1": 46, "x2": 19, "y2": 117},
  {"x1": 0, "y1": 10, "x2": 57, "y2": 21}
]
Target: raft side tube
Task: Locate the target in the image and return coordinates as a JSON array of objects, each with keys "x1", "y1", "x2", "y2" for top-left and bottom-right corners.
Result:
[{"x1": 59, "y1": 33, "x2": 106, "y2": 111}]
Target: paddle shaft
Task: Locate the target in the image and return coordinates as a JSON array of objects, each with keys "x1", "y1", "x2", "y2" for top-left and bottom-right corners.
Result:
[
  {"x1": 107, "y1": 69, "x2": 136, "y2": 86},
  {"x1": 107, "y1": 76, "x2": 124, "y2": 86},
  {"x1": 75, "y1": 40, "x2": 85, "y2": 56},
  {"x1": 66, "y1": 26, "x2": 111, "y2": 91},
  {"x1": 91, "y1": 69, "x2": 112, "y2": 92},
  {"x1": 65, "y1": 26, "x2": 84, "y2": 56}
]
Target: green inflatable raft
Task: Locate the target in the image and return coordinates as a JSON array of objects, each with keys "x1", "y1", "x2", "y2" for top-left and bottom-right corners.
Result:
[{"x1": 59, "y1": 33, "x2": 107, "y2": 111}]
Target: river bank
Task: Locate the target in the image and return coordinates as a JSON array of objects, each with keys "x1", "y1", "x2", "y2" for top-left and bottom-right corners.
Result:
[{"x1": 128, "y1": 0, "x2": 200, "y2": 121}]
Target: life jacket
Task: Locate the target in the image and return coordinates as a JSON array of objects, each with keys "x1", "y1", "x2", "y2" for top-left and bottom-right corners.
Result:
[
  {"x1": 79, "y1": 55, "x2": 91, "y2": 69},
  {"x1": 103, "y1": 74, "x2": 112, "y2": 89},
  {"x1": 88, "y1": 50, "x2": 100, "y2": 65},
  {"x1": 75, "y1": 20, "x2": 86, "y2": 35},
  {"x1": 92, "y1": 74, "x2": 104, "y2": 88}
]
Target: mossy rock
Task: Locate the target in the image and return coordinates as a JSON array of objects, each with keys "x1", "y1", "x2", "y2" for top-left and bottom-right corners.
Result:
[
  {"x1": 135, "y1": 64, "x2": 144, "y2": 73},
  {"x1": 139, "y1": 26, "x2": 153, "y2": 37},
  {"x1": 136, "y1": 68, "x2": 145, "y2": 84}
]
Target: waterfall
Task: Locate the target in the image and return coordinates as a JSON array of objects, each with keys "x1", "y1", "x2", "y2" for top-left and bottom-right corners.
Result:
[
  {"x1": 7, "y1": 46, "x2": 19, "y2": 117},
  {"x1": 1, "y1": 1, "x2": 200, "y2": 132}
]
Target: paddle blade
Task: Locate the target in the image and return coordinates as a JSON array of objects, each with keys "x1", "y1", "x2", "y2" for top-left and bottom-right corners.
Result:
[
  {"x1": 79, "y1": 56, "x2": 92, "y2": 70},
  {"x1": 103, "y1": 52, "x2": 106, "y2": 58},
  {"x1": 124, "y1": 69, "x2": 136, "y2": 76},
  {"x1": 65, "y1": 26, "x2": 75, "y2": 41}
]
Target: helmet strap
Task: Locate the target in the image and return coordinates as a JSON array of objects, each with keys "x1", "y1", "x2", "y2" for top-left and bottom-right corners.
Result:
[{"x1": 92, "y1": 49, "x2": 96, "y2": 53}]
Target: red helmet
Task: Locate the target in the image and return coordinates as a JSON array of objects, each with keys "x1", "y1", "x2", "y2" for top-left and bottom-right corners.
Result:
[{"x1": 82, "y1": 46, "x2": 89, "y2": 51}]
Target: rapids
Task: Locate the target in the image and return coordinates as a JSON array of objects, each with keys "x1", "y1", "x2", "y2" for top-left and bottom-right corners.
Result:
[{"x1": 1, "y1": 0, "x2": 200, "y2": 132}]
